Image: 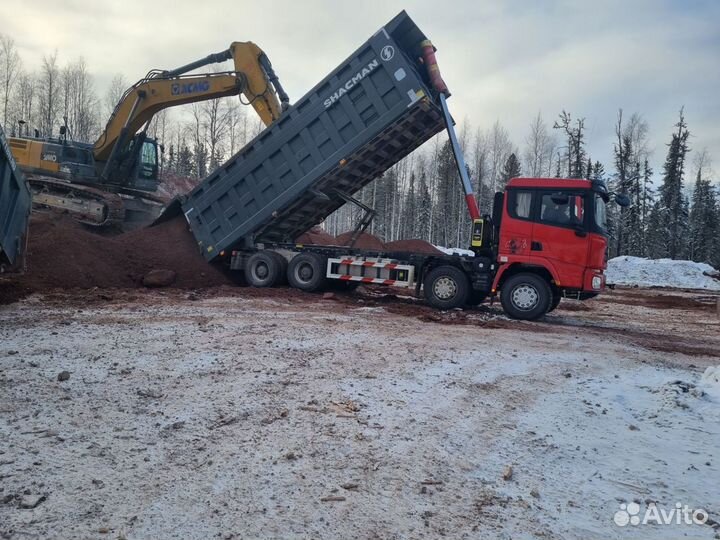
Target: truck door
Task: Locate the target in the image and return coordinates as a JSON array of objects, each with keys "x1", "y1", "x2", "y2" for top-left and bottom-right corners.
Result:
[
  {"x1": 498, "y1": 188, "x2": 534, "y2": 257},
  {"x1": 531, "y1": 190, "x2": 589, "y2": 288}
]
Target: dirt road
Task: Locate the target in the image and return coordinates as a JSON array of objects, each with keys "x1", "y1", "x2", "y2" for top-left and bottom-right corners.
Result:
[{"x1": 1, "y1": 287, "x2": 718, "y2": 539}]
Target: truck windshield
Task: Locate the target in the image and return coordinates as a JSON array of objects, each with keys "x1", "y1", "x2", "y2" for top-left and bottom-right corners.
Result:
[{"x1": 594, "y1": 194, "x2": 607, "y2": 231}]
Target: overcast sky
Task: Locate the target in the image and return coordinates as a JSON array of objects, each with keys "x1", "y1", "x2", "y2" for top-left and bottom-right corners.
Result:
[{"x1": 3, "y1": 0, "x2": 719, "y2": 180}]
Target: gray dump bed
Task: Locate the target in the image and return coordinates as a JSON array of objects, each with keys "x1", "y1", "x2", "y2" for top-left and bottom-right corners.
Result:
[
  {"x1": 181, "y1": 11, "x2": 446, "y2": 261},
  {"x1": 0, "y1": 125, "x2": 31, "y2": 269}
]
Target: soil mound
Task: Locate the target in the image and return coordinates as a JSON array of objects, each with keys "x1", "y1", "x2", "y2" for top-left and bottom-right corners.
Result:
[
  {"x1": 384, "y1": 239, "x2": 443, "y2": 255},
  {"x1": 295, "y1": 226, "x2": 336, "y2": 246},
  {"x1": 335, "y1": 231, "x2": 385, "y2": 251},
  {"x1": 1, "y1": 212, "x2": 231, "y2": 302}
]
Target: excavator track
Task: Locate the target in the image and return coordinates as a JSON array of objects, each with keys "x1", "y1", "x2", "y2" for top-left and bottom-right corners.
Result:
[{"x1": 27, "y1": 175, "x2": 127, "y2": 228}]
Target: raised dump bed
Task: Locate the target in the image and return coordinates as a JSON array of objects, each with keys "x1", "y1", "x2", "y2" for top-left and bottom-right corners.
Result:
[
  {"x1": 181, "y1": 11, "x2": 446, "y2": 261},
  {"x1": 0, "y1": 125, "x2": 31, "y2": 270}
]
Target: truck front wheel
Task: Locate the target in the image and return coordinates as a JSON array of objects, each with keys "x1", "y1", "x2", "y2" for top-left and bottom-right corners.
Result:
[
  {"x1": 246, "y1": 252, "x2": 283, "y2": 287},
  {"x1": 423, "y1": 265, "x2": 469, "y2": 310},
  {"x1": 287, "y1": 252, "x2": 327, "y2": 292},
  {"x1": 500, "y1": 273, "x2": 552, "y2": 320}
]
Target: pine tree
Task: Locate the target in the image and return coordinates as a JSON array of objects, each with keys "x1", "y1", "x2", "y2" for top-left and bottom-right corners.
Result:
[
  {"x1": 688, "y1": 169, "x2": 717, "y2": 264},
  {"x1": 500, "y1": 153, "x2": 521, "y2": 186},
  {"x1": 657, "y1": 108, "x2": 690, "y2": 259},
  {"x1": 646, "y1": 201, "x2": 667, "y2": 259}
]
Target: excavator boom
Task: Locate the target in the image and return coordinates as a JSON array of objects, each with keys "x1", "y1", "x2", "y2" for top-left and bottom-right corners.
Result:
[
  {"x1": 95, "y1": 41, "x2": 288, "y2": 164},
  {"x1": 8, "y1": 40, "x2": 288, "y2": 231}
]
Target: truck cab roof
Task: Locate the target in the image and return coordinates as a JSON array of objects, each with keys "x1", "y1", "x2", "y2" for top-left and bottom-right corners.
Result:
[
  {"x1": 506, "y1": 177, "x2": 592, "y2": 189},
  {"x1": 506, "y1": 177, "x2": 609, "y2": 196}
]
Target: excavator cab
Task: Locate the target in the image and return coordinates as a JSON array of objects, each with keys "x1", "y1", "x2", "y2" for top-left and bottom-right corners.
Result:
[{"x1": 112, "y1": 135, "x2": 160, "y2": 192}]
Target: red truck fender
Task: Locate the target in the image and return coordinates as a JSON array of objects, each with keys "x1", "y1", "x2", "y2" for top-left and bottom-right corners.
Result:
[{"x1": 491, "y1": 257, "x2": 561, "y2": 294}]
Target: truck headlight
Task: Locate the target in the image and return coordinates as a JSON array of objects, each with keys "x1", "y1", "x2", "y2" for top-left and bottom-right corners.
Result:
[{"x1": 591, "y1": 275, "x2": 603, "y2": 290}]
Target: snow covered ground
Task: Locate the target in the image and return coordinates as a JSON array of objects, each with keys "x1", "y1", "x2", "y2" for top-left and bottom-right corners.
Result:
[
  {"x1": 1, "y1": 287, "x2": 718, "y2": 539},
  {"x1": 607, "y1": 256, "x2": 720, "y2": 291}
]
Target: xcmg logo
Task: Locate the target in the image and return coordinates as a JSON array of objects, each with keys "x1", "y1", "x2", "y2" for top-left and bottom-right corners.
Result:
[{"x1": 171, "y1": 80, "x2": 211, "y2": 96}]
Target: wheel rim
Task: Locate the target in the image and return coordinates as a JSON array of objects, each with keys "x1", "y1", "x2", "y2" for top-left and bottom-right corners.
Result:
[
  {"x1": 433, "y1": 276, "x2": 458, "y2": 300},
  {"x1": 253, "y1": 261, "x2": 269, "y2": 281},
  {"x1": 511, "y1": 284, "x2": 539, "y2": 311},
  {"x1": 295, "y1": 262, "x2": 314, "y2": 283}
]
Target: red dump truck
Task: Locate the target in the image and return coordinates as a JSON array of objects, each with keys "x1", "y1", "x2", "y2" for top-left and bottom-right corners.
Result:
[{"x1": 172, "y1": 11, "x2": 628, "y2": 320}]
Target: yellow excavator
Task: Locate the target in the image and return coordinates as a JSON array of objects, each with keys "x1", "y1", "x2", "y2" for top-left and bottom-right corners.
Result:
[{"x1": 7, "y1": 42, "x2": 289, "y2": 230}]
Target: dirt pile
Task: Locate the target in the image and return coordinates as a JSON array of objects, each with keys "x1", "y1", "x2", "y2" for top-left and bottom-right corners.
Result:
[
  {"x1": 1, "y1": 215, "x2": 449, "y2": 305},
  {"x1": 301, "y1": 228, "x2": 443, "y2": 255},
  {"x1": 295, "y1": 226, "x2": 336, "y2": 246},
  {"x1": 335, "y1": 231, "x2": 386, "y2": 250},
  {"x1": 384, "y1": 239, "x2": 443, "y2": 255},
  {"x1": 1, "y1": 213, "x2": 231, "y2": 300}
]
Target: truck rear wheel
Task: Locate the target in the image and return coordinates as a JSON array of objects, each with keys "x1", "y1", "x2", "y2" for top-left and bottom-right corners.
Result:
[
  {"x1": 246, "y1": 252, "x2": 283, "y2": 287},
  {"x1": 287, "y1": 252, "x2": 327, "y2": 292},
  {"x1": 500, "y1": 273, "x2": 552, "y2": 320},
  {"x1": 423, "y1": 265, "x2": 469, "y2": 310},
  {"x1": 268, "y1": 251, "x2": 288, "y2": 286}
]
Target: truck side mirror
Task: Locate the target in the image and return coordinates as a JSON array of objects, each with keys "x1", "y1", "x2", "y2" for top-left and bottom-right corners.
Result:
[
  {"x1": 615, "y1": 193, "x2": 630, "y2": 207},
  {"x1": 59, "y1": 126, "x2": 67, "y2": 135}
]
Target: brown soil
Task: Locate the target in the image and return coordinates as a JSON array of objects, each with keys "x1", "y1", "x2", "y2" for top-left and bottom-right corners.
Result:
[
  {"x1": 335, "y1": 231, "x2": 385, "y2": 251},
  {"x1": 384, "y1": 239, "x2": 443, "y2": 255},
  {"x1": 0, "y1": 213, "x2": 231, "y2": 304},
  {"x1": 295, "y1": 226, "x2": 337, "y2": 246}
]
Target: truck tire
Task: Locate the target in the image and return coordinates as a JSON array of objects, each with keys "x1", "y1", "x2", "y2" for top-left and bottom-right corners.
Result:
[
  {"x1": 547, "y1": 293, "x2": 562, "y2": 312},
  {"x1": 246, "y1": 252, "x2": 283, "y2": 287},
  {"x1": 500, "y1": 273, "x2": 552, "y2": 320},
  {"x1": 287, "y1": 252, "x2": 327, "y2": 292},
  {"x1": 466, "y1": 290, "x2": 488, "y2": 306},
  {"x1": 423, "y1": 265, "x2": 469, "y2": 310},
  {"x1": 268, "y1": 251, "x2": 288, "y2": 286}
]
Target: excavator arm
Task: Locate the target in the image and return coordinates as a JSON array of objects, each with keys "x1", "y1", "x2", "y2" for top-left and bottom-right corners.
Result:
[{"x1": 94, "y1": 41, "x2": 289, "y2": 171}]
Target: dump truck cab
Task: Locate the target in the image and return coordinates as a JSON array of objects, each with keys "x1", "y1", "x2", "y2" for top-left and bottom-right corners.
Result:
[{"x1": 490, "y1": 177, "x2": 615, "y2": 318}]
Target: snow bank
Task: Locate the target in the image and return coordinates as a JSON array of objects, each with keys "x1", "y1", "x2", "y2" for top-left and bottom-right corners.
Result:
[
  {"x1": 606, "y1": 256, "x2": 720, "y2": 290},
  {"x1": 434, "y1": 245, "x2": 475, "y2": 257},
  {"x1": 701, "y1": 366, "x2": 720, "y2": 401}
]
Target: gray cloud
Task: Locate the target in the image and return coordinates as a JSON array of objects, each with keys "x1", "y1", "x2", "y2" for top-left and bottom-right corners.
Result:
[{"x1": 3, "y1": 0, "x2": 718, "y2": 178}]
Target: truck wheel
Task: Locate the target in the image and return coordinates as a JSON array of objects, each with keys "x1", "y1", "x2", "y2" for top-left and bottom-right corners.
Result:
[
  {"x1": 287, "y1": 252, "x2": 327, "y2": 292},
  {"x1": 466, "y1": 290, "x2": 488, "y2": 306},
  {"x1": 423, "y1": 265, "x2": 469, "y2": 310},
  {"x1": 268, "y1": 251, "x2": 288, "y2": 286},
  {"x1": 246, "y1": 252, "x2": 283, "y2": 287},
  {"x1": 500, "y1": 273, "x2": 552, "y2": 320},
  {"x1": 547, "y1": 293, "x2": 562, "y2": 312}
]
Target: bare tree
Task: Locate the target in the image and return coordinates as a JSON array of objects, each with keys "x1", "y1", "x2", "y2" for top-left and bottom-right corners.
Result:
[
  {"x1": 12, "y1": 71, "x2": 36, "y2": 136},
  {"x1": 104, "y1": 73, "x2": 127, "y2": 119},
  {"x1": 38, "y1": 51, "x2": 60, "y2": 137},
  {"x1": 523, "y1": 112, "x2": 556, "y2": 177},
  {"x1": 487, "y1": 120, "x2": 514, "y2": 192},
  {"x1": 60, "y1": 57, "x2": 99, "y2": 141},
  {"x1": 553, "y1": 110, "x2": 586, "y2": 178},
  {"x1": 0, "y1": 35, "x2": 22, "y2": 131},
  {"x1": 202, "y1": 98, "x2": 234, "y2": 170}
]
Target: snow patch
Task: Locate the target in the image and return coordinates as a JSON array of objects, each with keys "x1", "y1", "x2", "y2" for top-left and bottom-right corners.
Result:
[
  {"x1": 700, "y1": 365, "x2": 720, "y2": 401},
  {"x1": 606, "y1": 256, "x2": 720, "y2": 290},
  {"x1": 434, "y1": 245, "x2": 475, "y2": 257}
]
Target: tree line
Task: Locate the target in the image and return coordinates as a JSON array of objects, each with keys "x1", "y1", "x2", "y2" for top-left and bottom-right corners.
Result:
[{"x1": 1, "y1": 35, "x2": 718, "y2": 267}]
